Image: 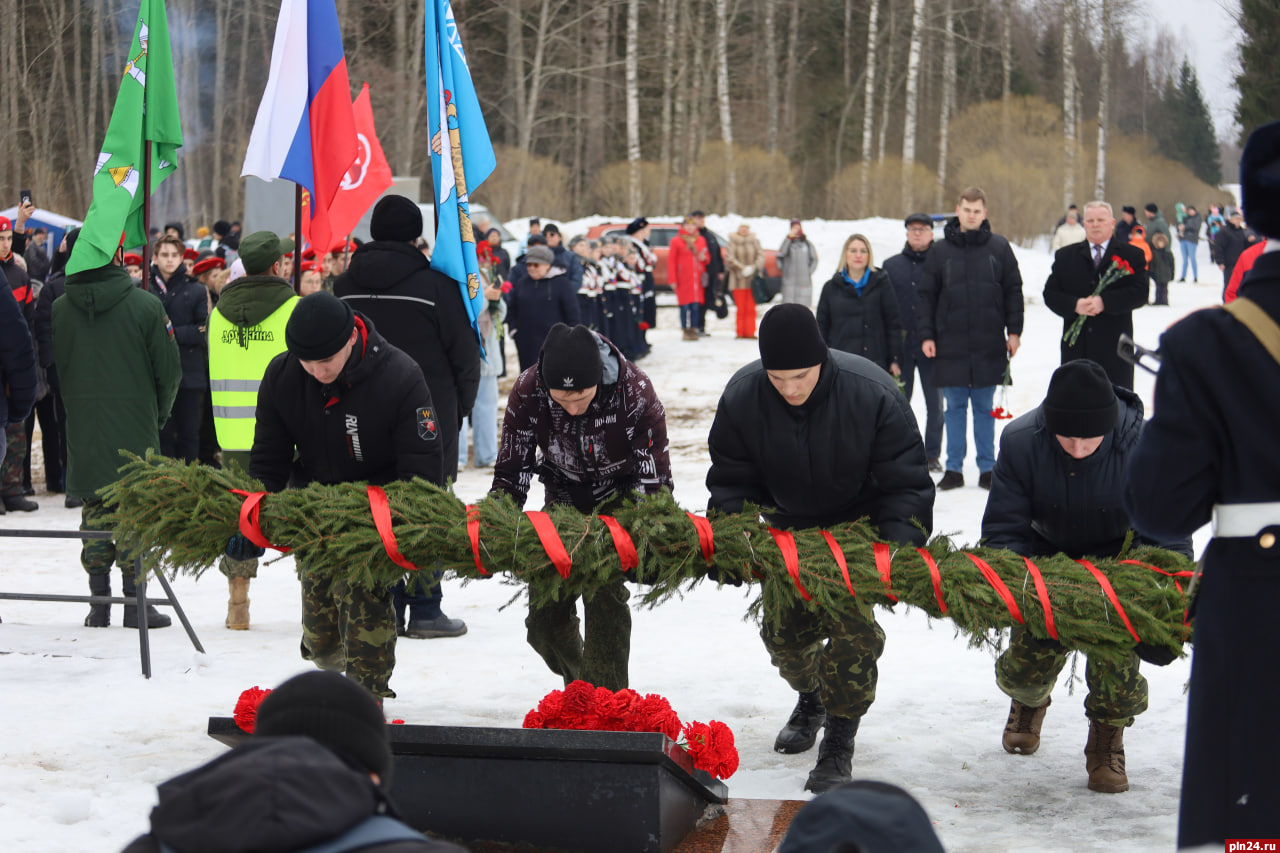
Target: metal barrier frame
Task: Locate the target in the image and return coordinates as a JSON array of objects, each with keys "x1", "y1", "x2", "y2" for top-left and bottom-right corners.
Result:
[{"x1": 0, "y1": 528, "x2": 204, "y2": 677}]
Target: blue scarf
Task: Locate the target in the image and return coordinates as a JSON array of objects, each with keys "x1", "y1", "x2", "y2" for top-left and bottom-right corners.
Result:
[{"x1": 842, "y1": 267, "x2": 870, "y2": 296}]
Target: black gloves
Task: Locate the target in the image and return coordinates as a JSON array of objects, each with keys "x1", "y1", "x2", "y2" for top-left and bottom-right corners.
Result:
[
  {"x1": 1134, "y1": 642, "x2": 1179, "y2": 667},
  {"x1": 705, "y1": 566, "x2": 744, "y2": 587},
  {"x1": 225, "y1": 534, "x2": 266, "y2": 561}
]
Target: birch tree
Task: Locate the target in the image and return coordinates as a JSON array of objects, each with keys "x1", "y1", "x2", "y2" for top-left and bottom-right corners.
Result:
[
  {"x1": 902, "y1": 0, "x2": 926, "y2": 210},
  {"x1": 715, "y1": 0, "x2": 736, "y2": 212},
  {"x1": 859, "y1": 0, "x2": 880, "y2": 210},
  {"x1": 625, "y1": 0, "x2": 641, "y2": 215},
  {"x1": 1062, "y1": 0, "x2": 1077, "y2": 211},
  {"x1": 763, "y1": 0, "x2": 779, "y2": 153},
  {"x1": 1094, "y1": 0, "x2": 1111, "y2": 198},
  {"x1": 935, "y1": 0, "x2": 956, "y2": 210}
]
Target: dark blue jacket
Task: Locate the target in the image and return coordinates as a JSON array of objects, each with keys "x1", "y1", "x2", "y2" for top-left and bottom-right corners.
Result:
[
  {"x1": 883, "y1": 243, "x2": 929, "y2": 356},
  {"x1": 1124, "y1": 252, "x2": 1280, "y2": 846},
  {"x1": 815, "y1": 269, "x2": 903, "y2": 372},
  {"x1": 1, "y1": 268, "x2": 37, "y2": 425},
  {"x1": 504, "y1": 262, "x2": 581, "y2": 372},
  {"x1": 982, "y1": 386, "x2": 1190, "y2": 559}
]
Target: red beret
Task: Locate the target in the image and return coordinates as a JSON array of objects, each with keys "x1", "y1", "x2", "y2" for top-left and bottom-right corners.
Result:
[
  {"x1": 183, "y1": 247, "x2": 199, "y2": 260},
  {"x1": 123, "y1": 253, "x2": 144, "y2": 267},
  {"x1": 192, "y1": 257, "x2": 225, "y2": 276}
]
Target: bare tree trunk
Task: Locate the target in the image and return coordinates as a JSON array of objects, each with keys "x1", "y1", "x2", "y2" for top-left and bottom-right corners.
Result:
[
  {"x1": 935, "y1": 0, "x2": 956, "y2": 211},
  {"x1": 1094, "y1": 0, "x2": 1111, "y2": 199},
  {"x1": 672, "y1": 0, "x2": 690, "y2": 201},
  {"x1": 1062, "y1": 0, "x2": 1076, "y2": 211},
  {"x1": 507, "y1": 0, "x2": 527, "y2": 149},
  {"x1": 901, "y1": 0, "x2": 926, "y2": 211},
  {"x1": 714, "y1": 0, "x2": 735, "y2": 212},
  {"x1": 876, "y1": 0, "x2": 896, "y2": 164},
  {"x1": 843, "y1": 0, "x2": 854, "y2": 91},
  {"x1": 626, "y1": 0, "x2": 642, "y2": 215},
  {"x1": 212, "y1": 3, "x2": 231, "y2": 220},
  {"x1": 781, "y1": 0, "x2": 800, "y2": 151},
  {"x1": 859, "y1": 0, "x2": 880, "y2": 210},
  {"x1": 763, "y1": 0, "x2": 779, "y2": 153},
  {"x1": 660, "y1": 0, "x2": 678, "y2": 208},
  {"x1": 516, "y1": 0, "x2": 553, "y2": 156},
  {"x1": 584, "y1": 3, "x2": 610, "y2": 182}
]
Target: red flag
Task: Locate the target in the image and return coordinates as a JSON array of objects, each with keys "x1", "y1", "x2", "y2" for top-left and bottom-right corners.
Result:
[{"x1": 304, "y1": 83, "x2": 394, "y2": 249}]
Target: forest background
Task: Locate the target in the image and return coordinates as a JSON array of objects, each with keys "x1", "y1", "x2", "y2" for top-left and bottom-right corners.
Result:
[{"x1": 0, "y1": 0, "x2": 1273, "y2": 243}]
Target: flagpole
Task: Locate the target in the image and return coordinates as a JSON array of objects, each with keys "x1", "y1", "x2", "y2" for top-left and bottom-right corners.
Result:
[
  {"x1": 141, "y1": 86, "x2": 152, "y2": 278},
  {"x1": 294, "y1": 184, "x2": 302, "y2": 292}
]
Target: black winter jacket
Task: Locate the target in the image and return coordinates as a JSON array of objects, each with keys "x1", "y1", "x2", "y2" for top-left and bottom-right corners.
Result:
[
  {"x1": 815, "y1": 268, "x2": 903, "y2": 371},
  {"x1": 981, "y1": 387, "x2": 1191, "y2": 559},
  {"x1": 707, "y1": 349, "x2": 934, "y2": 544},
  {"x1": 883, "y1": 244, "x2": 930, "y2": 356},
  {"x1": 250, "y1": 314, "x2": 443, "y2": 492},
  {"x1": 335, "y1": 240, "x2": 480, "y2": 478},
  {"x1": 504, "y1": 262, "x2": 581, "y2": 371},
  {"x1": 916, "y1": 218, "x2": 1024, "y2": 388},
  {"x1": 148, "y1": 265, "x2": 209, "y2": 390},
  {"x1": 119, "y1": 738, "x2": 464, "y2": 853},
  {"x1": 1, "y1": 269, "x2": 37, "y2": 425}
]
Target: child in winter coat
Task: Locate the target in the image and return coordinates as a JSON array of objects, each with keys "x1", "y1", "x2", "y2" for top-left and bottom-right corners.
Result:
[{"x1": 1148, "y1": 231, "x2": 1175, "y2": 305}]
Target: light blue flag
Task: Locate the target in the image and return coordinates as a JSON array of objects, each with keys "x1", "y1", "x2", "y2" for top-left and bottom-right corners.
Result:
[{"x1": 424, "y1": 0, "x2": 496, "y2": 343}]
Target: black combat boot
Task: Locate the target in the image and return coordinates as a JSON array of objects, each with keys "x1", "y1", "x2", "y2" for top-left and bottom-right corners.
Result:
[
  {"x1": 804, "y1": 715, "x2": 860, "y2": 794},
  {"x1": 774, "y1": 689, "x2": 827, "y2": 754},
  {"x1": 84, "y1": 574, "x2": 111, "y2": 628},
  {"x1": 121, "y1": 573, "x2": 172, "y2": 629}
]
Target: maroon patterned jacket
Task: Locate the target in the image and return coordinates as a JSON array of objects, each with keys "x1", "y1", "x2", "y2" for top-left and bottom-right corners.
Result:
[{"x1": 491, "y1": 333, "x2": 672, "y2": 512}]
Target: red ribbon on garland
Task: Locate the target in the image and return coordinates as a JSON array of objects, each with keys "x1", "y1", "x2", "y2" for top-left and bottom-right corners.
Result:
[
  {"x1": 598, "y1": 515, "x2": 639, "y2": 573},
  {"x1": 1022, "y1": 557, "x2": 1057, "y2": 640},
  {"x1": 822, "y1": 531, "x2": 856, "y2": 599},
  {"x1": 917, "y1": 548, "x2": 946, "y2": 614},
  {"x1": 1077, "y1": 559, "x2": 1140, "y2": 642},
  {"x1": 873, "y1": 542, "x2": 899, "y2": 601},
  {"x1": 686, "y1": 512, "x2": 715, "y2": 562},
  {"x1": 465, "y1": 505, "x2": 490, "y2": 576},
  {"x1": 366, "y1": 486, "x2": 421, "y2": 571},
  {"x1": 229, "y1": 489, "x2": 291, "y2": 553},
  {"x1": 965, "y1": 552, "x2": 1023, "y2": 624},
  {"x1": 769, "y1": 527, "x2": 810, "y2": 601},
  {"x1": 1119, "y1": 559, "x2": 1194, "y2": 625},
  {"x1": 526, "y1": 511, "x2": 572, "y2": 578}
]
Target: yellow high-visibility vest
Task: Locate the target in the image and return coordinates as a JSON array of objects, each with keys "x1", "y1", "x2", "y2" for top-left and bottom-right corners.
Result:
[{"x1": 208, "y1": 297, "x2": 297, "y2": 451}]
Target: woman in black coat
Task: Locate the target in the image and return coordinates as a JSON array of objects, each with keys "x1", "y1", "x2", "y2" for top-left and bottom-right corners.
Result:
[{"x1": 815, "y1": 234, "x2": 903, "y2": 376}]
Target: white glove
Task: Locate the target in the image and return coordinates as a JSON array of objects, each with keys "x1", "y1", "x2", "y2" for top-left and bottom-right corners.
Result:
[{"x1": 740, "y1": 265, "x2": 755, "y2": 278}]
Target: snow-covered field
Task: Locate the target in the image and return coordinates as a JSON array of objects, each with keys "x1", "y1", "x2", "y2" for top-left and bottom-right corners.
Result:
[{"x1": 0, "y1": 216, "x2": 1226, "y2": 852}]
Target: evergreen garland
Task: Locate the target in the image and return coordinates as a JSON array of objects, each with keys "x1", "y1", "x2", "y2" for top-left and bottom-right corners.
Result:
[{"x1": 103, "y1": 452, "x2": 1194, "y2": 664}]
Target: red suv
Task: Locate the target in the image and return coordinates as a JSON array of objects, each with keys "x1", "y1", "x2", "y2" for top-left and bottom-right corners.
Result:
[{"x1": 584, "y1": 221, "x2": 783, "y2": 293}]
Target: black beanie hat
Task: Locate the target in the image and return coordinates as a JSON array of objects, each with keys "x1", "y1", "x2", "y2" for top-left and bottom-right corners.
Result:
[
  {"x1": 254, "y1": 671, "x2": 393, "y2": 788},
  {"x1": 1241, "y1": 119, "x2": 1280, "y2": 239},
  {"x1": 1042, "y1": 359, "x2": 1118, "y2": 438},
  {"x1": 286, "y1": 292, "x2": 356, "y2": 360},
  {"x1": 541, "y1": 323, "x2": 603, "y2": 391},
  {"x1": 759, "y1": 304, "x2": 827, "y2": 370},
  {"x1": 370, "y1": 195, "x2": 424, "y2": 242}
]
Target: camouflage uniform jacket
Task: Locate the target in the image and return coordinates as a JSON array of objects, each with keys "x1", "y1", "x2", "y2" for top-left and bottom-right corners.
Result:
[{"x1": 492, "y1": 332, "x2": 672, "y2": 512}]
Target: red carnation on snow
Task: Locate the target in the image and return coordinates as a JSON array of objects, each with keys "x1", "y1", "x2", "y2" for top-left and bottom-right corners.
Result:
[{"x1": 233, "y1": 686, "x2": 272, "y2": 733}]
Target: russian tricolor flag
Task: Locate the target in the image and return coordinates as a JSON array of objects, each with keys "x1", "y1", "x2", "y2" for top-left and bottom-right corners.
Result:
[{"x1": 242, "y1": 0, "x2": 357, "y2": 253}]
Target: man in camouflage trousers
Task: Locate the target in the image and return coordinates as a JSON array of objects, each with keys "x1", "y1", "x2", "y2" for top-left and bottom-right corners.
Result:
[
  {"x1": 242, "y1": 292, "x2": 444, "y2": 698},
  {"x1": 981, "y1": 360, "x2": 1191, "y2": 792},
  {"x1": 706, "y1": 304, "x2": 935, "y2": 794}
]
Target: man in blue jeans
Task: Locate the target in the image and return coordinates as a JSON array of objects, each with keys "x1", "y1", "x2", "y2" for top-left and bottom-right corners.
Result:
[
  {"x1": 1177, "y1": 205, "x2": 1202, "y2": 283},
  {"x1": 917, "y1": 187, "x2": 1024, "y2": 491}
]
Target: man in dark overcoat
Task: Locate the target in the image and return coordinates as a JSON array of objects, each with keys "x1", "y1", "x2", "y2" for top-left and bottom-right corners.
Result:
[
  {"x1": 1043, "y1": 201, "x2": 1148, "y2": 390},
  {"x1": 1124, "y1": 120, "x2": 1280, "y2": 847}
]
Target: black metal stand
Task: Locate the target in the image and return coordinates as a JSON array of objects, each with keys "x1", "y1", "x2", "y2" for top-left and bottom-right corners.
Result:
[{"x1": 0, "y1": 528, "x2": 204, "y2": 677}]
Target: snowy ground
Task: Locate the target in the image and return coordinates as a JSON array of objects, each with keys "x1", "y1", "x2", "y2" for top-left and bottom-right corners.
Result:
[{"x1": 0, "y1": 217, "x2": 1226, "y2": 852}]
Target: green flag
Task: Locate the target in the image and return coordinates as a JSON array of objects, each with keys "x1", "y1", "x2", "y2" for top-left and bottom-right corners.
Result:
[{"x1": 67, "y1": 0, "x2": 182, "y2": 276}]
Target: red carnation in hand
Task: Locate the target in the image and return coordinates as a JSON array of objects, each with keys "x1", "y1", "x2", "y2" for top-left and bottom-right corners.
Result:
[
  {"x1": 501, "y1": 280, "x2": 514, "y2": 293},
  {"x1": 638, "y1": 322, "x2": 650, "y2": 331},
  {"x1": 233, "y1": 687, "x2": 272, "y2": 733}
]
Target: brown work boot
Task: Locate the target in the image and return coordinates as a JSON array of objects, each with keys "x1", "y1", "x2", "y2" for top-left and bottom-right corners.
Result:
[
  {"x1": 1084, "y1": 720, "x2": 1129, "y2": 793},
  {"x1": 1002, "y1": 697, "x2": 1051, "y2": 755},
  {"x1": 226, "y1": 577, "x2": 251, "y2": 630}
]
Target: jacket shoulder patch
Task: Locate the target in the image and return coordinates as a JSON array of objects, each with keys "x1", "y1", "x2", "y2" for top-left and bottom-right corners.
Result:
[{"x1": 417, "y1": 407, "x2": 438, "y2": 441}]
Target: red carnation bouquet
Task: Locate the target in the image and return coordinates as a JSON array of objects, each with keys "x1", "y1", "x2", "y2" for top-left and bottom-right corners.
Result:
[
  {"x1": 990, "y1": 358, "x2": 1014, "y2": 420},
  {"x1": 1064, "y1": 255, "x2": 1135, "y2": 346},
  {"x1": 523, "y1": 681, "x2": 739, "y2": 779}
]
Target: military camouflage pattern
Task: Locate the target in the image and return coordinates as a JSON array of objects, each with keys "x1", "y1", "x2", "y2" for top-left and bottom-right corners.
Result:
[
  {"x1": 762, "y1": 598, "x2": 886, "y2": 720},
  {"x1": 1, "y1": 421, "x2": 27, "y2": 496},
  {"x1": 526, "y1": 579, "x2": 631, "y2": 690},
  {"x1": 996, "y1": 626, "x2": 1148, "y2": 728},
  {"x1": 300, "y1": 570, "x2": 398, "y2": 699},
  {"x1": 80, "y1": 499, "x2": 139, "y2": 576},
  {"x1": 218, "y1": 452, "x2": 258, "y2": 579}
]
